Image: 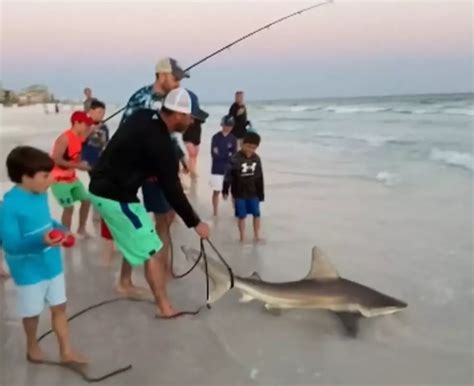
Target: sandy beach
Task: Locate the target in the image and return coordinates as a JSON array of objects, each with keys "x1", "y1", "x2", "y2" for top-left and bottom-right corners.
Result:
[{"x1": 0, "y1": 100, "x2": 472, "y2": 385}]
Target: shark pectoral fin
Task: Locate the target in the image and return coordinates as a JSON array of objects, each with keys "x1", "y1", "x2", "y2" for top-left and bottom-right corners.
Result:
[
  {"x1": 264, "y1": 304, "x2": 283, "y2": 316},
  {"x1": 332, "y1": 312, "x2": 361, "y2": 338},
  {"x1": 239, "y1": 293, "x2": 254, "y2": 303}
]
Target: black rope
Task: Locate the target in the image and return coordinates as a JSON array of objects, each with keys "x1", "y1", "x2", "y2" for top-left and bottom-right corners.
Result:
[{"x1": 102, "y1": 1, "x2": 332, "y2": 124}]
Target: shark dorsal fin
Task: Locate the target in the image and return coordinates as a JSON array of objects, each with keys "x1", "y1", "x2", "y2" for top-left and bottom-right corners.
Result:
[
  {"x1": 249, "y1": 272, "x2": 262, "y2": 281},
  {"x1": 305, "y1": 246, "x2": 339, "y2": 280}
]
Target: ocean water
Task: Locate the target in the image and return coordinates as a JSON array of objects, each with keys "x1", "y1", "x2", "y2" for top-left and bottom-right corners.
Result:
[{"x1": 204, "y1": 93, "x2": 473, "y2": 186}]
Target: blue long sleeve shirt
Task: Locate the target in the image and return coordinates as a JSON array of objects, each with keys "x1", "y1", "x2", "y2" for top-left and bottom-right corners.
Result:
[{"x1": 0, "y1": 187, "x2": 64, "y2": 286}]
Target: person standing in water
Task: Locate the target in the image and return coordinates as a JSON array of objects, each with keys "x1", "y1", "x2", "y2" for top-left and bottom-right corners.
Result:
[
  {"x1": 183, "y1": 112, "x2": 208, "y2": 179},
  {"x1": 228, "y1": 91, "x2": 250, "y2": 147},
  {"x1": 210, "y1": 115, "x2": 237, "y2": 216},
  {"x1": 83, "y1": 88, "x2": 93, "y2": 112}
]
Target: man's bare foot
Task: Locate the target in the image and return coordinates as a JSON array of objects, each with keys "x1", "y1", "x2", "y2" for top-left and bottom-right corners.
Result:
[
  {"x1": 254, "y1": 237, "x2": 266, "y2": 245},
  {"x1": 116, "y1": 284, "x2": 149, "y2": 299},
  {"x1": 26, "y1": 345, "x2": 45, "y2": 363},
  {"x1": 61, "y1": 350, "x2": 88, "y2": 365},
  {"x1": 0, "y1": 270, "x2": 10, "y2": 279},
  {"x1": 156, "y1": 299, "x2": 177, "y2": 318}
]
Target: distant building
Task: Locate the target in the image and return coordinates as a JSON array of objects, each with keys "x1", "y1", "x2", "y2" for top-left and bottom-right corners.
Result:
[
  {"x1": 0, "y1": 88, "x2": 17, "y2": 105},
  {"x1": 16, "y1": 84, "x2": 52, "y2": 105}
]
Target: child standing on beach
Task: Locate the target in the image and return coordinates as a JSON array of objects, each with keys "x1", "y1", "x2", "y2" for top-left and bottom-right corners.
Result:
[
  {"x1": 223, "y1": 132, "x2": 264, "y2": 242},
  {"x1": 210, "y1": 115, "x2": 238, "y2": 216},
  {"x1": 50, "y1": 111, "x2": 92, "y2": 237},
  {"x1": 0, "y1": 146, "x2": 86, "y2": 364}
]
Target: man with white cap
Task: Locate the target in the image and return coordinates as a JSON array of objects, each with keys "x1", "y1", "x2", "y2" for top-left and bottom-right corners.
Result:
[
  {"x1": 116, "y1": 57, "x2": 202, "y2": 297},
  {"x1": 89, "y1": 88, "x2": 210, "y2": 317}
]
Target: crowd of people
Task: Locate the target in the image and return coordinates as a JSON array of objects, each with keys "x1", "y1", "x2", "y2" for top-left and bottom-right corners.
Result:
[{"x1": 0, "y1": 57, "x2": 265, "y2": 366}]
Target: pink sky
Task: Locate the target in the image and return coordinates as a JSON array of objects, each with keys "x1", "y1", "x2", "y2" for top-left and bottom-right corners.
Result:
[{"x1": 1, "y1": 1, "x2": 472, "y2": 100}]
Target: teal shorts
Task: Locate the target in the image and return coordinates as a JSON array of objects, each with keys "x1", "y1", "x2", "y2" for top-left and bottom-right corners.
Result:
[{"x1": 89, "y1": 193, "x2": 163, "y2": 266}]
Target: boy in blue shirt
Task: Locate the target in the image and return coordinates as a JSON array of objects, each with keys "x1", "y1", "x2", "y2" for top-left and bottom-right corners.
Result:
[
  {"x1": 0, "y1": 146, "x2": 86, "y2": 364},
  {"x1": 210, "y1": 115, "x2": 237, "y2": 216}
]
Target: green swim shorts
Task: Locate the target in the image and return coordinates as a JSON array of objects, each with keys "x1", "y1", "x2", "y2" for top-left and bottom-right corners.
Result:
[
  {"x1": 89, "y1": 193, "x2": 163, "y2": 266},
  {"x1": 51, "y1": 179, "x2": 89, "y2": 208}
]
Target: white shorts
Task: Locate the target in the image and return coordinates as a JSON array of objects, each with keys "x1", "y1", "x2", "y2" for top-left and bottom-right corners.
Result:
[
  {"x1": 209, "y1": 174, "x2": 224, "y2": 192},
  {"x1": 16, "y1": 273, "x2": 66, "y2": 318}
]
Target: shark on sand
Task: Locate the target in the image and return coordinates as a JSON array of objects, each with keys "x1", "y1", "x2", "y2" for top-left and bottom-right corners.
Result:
[{"x1": 181, "y1": 245, "x2": 407, "y2": 337}]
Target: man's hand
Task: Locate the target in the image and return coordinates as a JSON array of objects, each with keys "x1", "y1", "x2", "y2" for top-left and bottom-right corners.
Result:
[
  {"x1": 222, "y1": 193, "x2": 228, "y2": 201},
  {"x1": 194, "y1": 222, "x2": 210, "y2": 239}
]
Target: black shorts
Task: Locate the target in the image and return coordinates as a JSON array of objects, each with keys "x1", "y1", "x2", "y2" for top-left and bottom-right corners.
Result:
[{"x1": 183, "y1": 124, "x2": 201, "y2": 145}]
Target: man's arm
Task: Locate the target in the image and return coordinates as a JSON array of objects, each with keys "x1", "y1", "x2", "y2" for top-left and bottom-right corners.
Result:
[{"x1": 146, "y1": 133, "x2": 200, "y2": 228}]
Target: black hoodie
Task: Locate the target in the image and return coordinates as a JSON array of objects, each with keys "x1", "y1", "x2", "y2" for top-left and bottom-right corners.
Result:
[{"x1": 223, "y1": 151, "x2": 264, "y2": 201}]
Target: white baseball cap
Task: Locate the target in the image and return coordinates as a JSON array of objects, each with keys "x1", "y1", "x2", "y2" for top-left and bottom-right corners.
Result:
[{"x1": 163, "y1": 88, "x2": 208, "y2": 122}]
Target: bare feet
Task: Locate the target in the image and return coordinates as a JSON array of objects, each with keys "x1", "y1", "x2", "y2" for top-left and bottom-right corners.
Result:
[
  {"x1": 26, "y1": 345, "x2": 45, "y2": 363},
  {"x1": 61, "y1": 350, "x2": 88, "y2": 365},
  {"x1": 0, "y1": 269, "x2": 10, "y2": 279},
  {"x1": 156, "y1": 299, "x2": 177, "y2": 318},
  {"x1": 254, "y1": 237, "x2": 266, "y2": 245},
  {"x1": 116, "y1": 284, "x2": 149, "y2": 299}
]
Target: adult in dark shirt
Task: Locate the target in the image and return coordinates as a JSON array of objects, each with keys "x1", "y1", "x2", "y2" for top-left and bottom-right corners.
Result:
[
  {"x1": 89, "y1": 88, "x2": 210, "y2": 317},
  {"x1": 228, "y1": 91, "x2": 250, "y2": 146},
  {"x1": 83, "y1": 87, "x2": 93, "y2": 112},
  {"x1": 183, "y1": 111, "x2": 208, "y2": 178}
]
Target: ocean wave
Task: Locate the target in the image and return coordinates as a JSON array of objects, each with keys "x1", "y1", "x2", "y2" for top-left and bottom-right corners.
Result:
[
  {"x1": 262, "y1": 105, "x2": 321, "y2": 113},
  {"x1": 430, "y1": 148, "x2": 473, "y2": 171},
  {"x1": 324, "y1": 105, "x2": 390, "y2": 114},
  {"x1": 376, "y1": 171, "x2": 401, "y2": 186},
  {"x1": 257, "y1": 103, "x2": 473, "y2": 116},
  {"x1": 314, "y1": 132, "x2": 397, "y2": 147}
]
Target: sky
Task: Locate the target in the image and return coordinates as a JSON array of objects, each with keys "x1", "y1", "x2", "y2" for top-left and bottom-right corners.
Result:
[{"x1": 1, "y1": 0, "x2": 473, "y2": 103}]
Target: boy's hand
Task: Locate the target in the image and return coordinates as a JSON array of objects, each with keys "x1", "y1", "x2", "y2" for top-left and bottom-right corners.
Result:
[
  {"x1": 44, "y1": 231, "x2": 64, "y2": 246},
  {"x1": 77, "y1": 161, "x2": 91, "y2": 171},
  {"x1": 222, "y1": 193, "x2": 228, "y2": 201}
]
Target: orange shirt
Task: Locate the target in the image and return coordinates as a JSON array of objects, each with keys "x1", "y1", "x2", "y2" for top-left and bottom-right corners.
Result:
[{"x1": 51, "y1": 129, "x2": 84, "y2": 183}]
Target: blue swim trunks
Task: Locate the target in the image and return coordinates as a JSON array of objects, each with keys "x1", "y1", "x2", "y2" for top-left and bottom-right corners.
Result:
[{"x1": 235, "y1": 198, "x2": 260, "y2": 219}]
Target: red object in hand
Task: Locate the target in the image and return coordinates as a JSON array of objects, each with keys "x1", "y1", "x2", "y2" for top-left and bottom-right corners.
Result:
[
  {"x1": 48, "y1": 229, "x2": 65, "y2": 241},
  {"x1": 62, "y1": 234, "x2": 76, "y2": 248}
]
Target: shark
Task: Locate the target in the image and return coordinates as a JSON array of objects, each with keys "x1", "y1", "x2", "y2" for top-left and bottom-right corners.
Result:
[{"x1": 181, "y1": 245, "x2": 407, "y2": 337}]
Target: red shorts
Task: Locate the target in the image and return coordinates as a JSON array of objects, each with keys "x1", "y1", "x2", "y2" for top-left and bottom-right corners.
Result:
[{"x1": 100, "y1": 219, "x2": 113, "y2": 240}]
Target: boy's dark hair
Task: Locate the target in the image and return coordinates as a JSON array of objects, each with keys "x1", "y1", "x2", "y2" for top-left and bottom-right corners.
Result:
[
  {"x1": 90, "y1": 99, "x2": 106, "y2": 110},
  {"x1": 235, "y1": 91, "x2": 244, "y2": 95},
  {"x1": 243, "y1": 132, "x2": 261, "y2": 146},
  {"x1": 6, "y1": 146, "x2": 54, "y2": 183}
]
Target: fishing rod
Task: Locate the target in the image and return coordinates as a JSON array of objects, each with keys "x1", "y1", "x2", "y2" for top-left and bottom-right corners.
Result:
[{"x1": 103, "y1": 0, "x2": 333, "y2": 123}]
